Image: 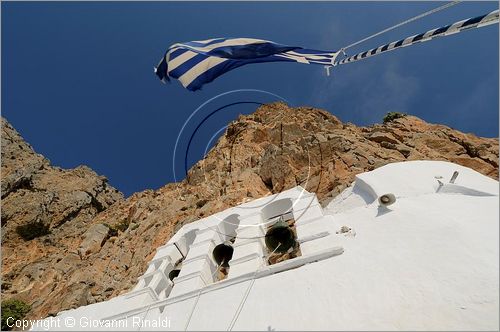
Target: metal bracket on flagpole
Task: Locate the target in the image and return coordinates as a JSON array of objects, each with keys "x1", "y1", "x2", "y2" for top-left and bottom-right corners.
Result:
[
  {"x1": 324, "y1": 66, "x2": 332, "y2": 76},
  {"x1": 325, "y1": 51, "x2": 342, "y2": 77}
]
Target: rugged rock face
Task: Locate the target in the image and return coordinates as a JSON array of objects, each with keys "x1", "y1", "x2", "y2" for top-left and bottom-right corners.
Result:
[
  {"x1": 1, "y1": 118, "x2": 123, "y2": 318},
  {"x1": 1, "y1": 103, "x2": 498, "y2": 322}
]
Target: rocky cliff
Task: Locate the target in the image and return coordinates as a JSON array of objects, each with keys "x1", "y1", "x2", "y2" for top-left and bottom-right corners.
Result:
[{"x1": 1, "y1": 103, "x2": 498, "y2": 321}]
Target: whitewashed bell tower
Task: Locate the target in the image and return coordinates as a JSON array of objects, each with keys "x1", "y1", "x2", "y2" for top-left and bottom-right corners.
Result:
[{"x1": 31, "y1": 161, "x2": 499, "y2": 331}]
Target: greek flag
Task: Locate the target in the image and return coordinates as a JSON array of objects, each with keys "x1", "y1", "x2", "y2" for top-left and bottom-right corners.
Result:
[{"x1": 155, "y1": 38, "x2": 338, "y2": 91}]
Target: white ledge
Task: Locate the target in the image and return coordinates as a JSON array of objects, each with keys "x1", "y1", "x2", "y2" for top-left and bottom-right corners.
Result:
[
  {"x1": 101, "y1": 245, "x2": 344, "y2": 321},
  {"x1": 123, "y1": 287, "x2": 158, "y2": 301}
]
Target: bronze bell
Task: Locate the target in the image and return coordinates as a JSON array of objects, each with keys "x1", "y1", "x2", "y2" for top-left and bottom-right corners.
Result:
[
  {"x1": 212, "y1": 242, "x2": 234, "y2": 267},
  {"x1": 168, "y1": 269, "x2": 180, "y2": 281},
  {"x1": 265, "y1": 219, "x2": 296, "y2": 253}
]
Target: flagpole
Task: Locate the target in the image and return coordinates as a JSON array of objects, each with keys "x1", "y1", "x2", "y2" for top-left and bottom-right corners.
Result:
[{"x1": 334, "y1": 9, "x2": 498, "y2": 66}]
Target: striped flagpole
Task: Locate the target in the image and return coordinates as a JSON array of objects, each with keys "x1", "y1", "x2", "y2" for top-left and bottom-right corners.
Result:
[{"x1": 336, "y1": 9, "x2": 499, "y2": 66}]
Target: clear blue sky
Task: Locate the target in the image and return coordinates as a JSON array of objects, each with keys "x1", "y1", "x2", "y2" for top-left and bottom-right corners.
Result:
[{"x1": 2, "y1": 1, "x2": 498, "y2": 196}]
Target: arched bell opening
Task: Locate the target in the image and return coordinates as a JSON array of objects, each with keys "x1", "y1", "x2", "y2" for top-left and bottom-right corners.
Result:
[
  {"x1": 218, "y1": 214, "x2": 240, "y2": 242},
  {"x1": 262, "y1": 199, "x2": 302, "y2": 265},
  {"x1": 167, "y1": 229, "x2": 197, "y2": 286},
  {"x1": 212, "y1": 214, "x2": 240, "y2": 281},
  {"x1": 261, "y1": 198, "x2": 293, "y2": 224}
]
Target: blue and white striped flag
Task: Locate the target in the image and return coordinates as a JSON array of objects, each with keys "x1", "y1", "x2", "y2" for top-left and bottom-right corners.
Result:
[{"x1": 155, "y1": 38, "x2": 339, "y2": 91}]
